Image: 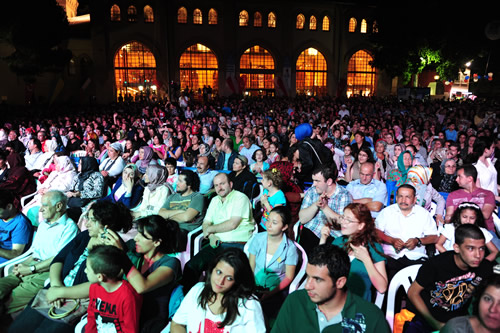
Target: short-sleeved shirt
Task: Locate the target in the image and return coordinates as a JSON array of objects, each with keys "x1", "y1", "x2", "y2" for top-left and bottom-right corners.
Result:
[
  {"x1": 346, "y1": 178, "x2": 387, "y2": 218},
  {"x1": 438, "y1": 224, "x2": 493, "y2": 251},
  {"x1": 446, "y1": 188, "x2": 496, "y2": 231},
  {"x1": 197, "y1": 170, "x2": 218, "y2": 195},
  {"x1": 248, "y1": 232, "x2": 298, "y2": 289},
  {"x1": 300, "y1": 185, "x2": 353, "y2": 238},
  {"x1": 204, "y1": 190, "x2": 255, "y2": 243},
  {"x1": 0, "y1": 213, "x2": 33, "y2": 264},
  {"x1": 411, "y1": 251, "x2": 493, "y2": 323},
  {"x1": 375, "y1": 204, "x2": 438, "y2": 260},
  {"x1": 162, "y1": 192, "x2": 205, "y2": 232},
  {"x1": 260, "y1": 189, "x2": 287, "y2": 228},
  {"x1": 332, "y1": 236, "x2": 386, "y2": 301}
]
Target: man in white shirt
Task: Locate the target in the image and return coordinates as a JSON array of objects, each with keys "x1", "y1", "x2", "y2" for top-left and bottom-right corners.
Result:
[
  {"x1": 238, "y1": 136, "x2": 260, "y2": 164},
  {"x1": 24, "y1": 138, "x2": 47, "y2": 172},
  {"x1": 338, "y1": 104, "x2": 350, "y2": 119},
  {"x1": 376, "y1": 184, "x2": 438, "y2": 280},
  {"x1": 0, "y1": 190, "x2": 79, "y2": 315}
]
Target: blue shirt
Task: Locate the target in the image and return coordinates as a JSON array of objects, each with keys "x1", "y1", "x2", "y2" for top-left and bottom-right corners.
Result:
[
  {"x1": 0, "y1": 213, "x2": 33, "y2": 264},
  {"x1": 346, "y1": 178, "x2": 387, "y2": 218}
]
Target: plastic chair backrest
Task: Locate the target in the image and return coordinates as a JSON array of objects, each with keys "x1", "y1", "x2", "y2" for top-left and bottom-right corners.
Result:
[
  {"x1": 438, "y1": 191, "x2": 449, "y2": 202},
  {"x1": 383, "y1": 264, "x2": 421, "y2": 332},
  {"x1": 386, "y1": 180, "x2": 398, "y2": 206},
  {"x1": 289, "y1": 241, "x2": 308, "y2": 293}
]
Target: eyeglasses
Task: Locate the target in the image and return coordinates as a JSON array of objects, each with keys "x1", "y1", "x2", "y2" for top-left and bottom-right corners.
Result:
[
  {"x1": 445, "y1": 165, "x2": 456, "y2": 168},
  {"x1": 338, "y1": 215, "x2": 359, "y2": 225}
]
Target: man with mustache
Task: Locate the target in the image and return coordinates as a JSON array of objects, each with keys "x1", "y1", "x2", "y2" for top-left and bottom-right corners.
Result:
[{"x1": 375, "y1": 184, "x2": 438, "y2": 280}]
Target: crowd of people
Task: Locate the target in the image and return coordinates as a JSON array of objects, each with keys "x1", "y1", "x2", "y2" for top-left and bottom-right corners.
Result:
[{"x1": 0, "y1": 93, "x2": 499, "y2": 333}]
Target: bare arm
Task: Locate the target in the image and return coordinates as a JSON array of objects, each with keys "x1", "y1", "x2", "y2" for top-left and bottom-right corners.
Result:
[
  {"x1": 159, "y1": 208, "x2": 199, "y2": 224},
  {"x1": 204, "y1": 216, "x2": 243, "y2": 236},
  {"x1": 126, "y1": 265, "x2": 176, "y2": 294},
  {"x1": 170, "y1": 322, "x2": 187, "y2": 333},
  {"x1": 408, "y1": 281, "x2": 444, "y2": 330},
  {"x1": 0, "y1": 243, "x2": 25, "y2": 260},
  {"x1": 435, "y1": 235, "x2": 448, "y2": 254},
  {"x1": 352, "y1": 198, "x2": 383, "y2": 212},
  {"x1": 485, "y1": 241, "x2": 499, "y2": 262},
  {"x1": 298, "y1": 204, "x2": 320, "y2": 224}
]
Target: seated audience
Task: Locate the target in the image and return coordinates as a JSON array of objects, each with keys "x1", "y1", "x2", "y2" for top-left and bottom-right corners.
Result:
[
  {"x1": 99, "y1": 164, "x2": 144, "y2": 209},
  {"x1": 229, "y1": 155, "x2": 260, "y2": 200}
]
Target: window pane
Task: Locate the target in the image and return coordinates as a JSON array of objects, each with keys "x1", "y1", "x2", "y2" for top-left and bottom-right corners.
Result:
[
  {"x1": 179, "y1": 44, "x2": 218, "y2": 93},
  {"x1": 254, "y1": 12, "x2": 262, "y2": 27},
  {"x1": 268, "y1": 12, "x2": 276, "y2": 28},
  {"x1": 310, "y1": 16, "x2": 317, "y2": 30},
  {"x1": 144, "y1": 5, "x2": 154, "y2": 23},
  {"x1": 349, "y1": 17, "x2": 356, "y2": 32},
  {"x1": 111, "y1": 4, "x2": 120, "y2": 21},
  {"x1": 240, "y1": 46, "x2": 275, "y2": 94},
  {"x1": 178, "y1": 7, "x2": 187, "y2": 23},
  {"x1": 347, "y1": 50, "x2": 376, "y2": 97},
  {"x1": 193, "y1": 9, "x2": 202, "y2": 24},
  {"x1": 296, "y1": 14, "x2": 305, "y2": 29},
  {"x1": 209, "y1": 9, "x2": 217, "y2": 25},
  {"x1": 296, "y1": 48, "x2": 327, "y2": 96},
  {"x1": 114, "y1": 42, "x2": 157, "y2": 99},
  {"x1": 239, "y1": 10, "x2": 249, "y2": 26},
  {"x1": 361, "y1": 19, "x2": 367, "y2": 33},
  {"x1": 322, "y1": 16, "x2": 330, "y2": 31},
  {"x1": 128, "y1": 6, "x2": 137, "y2": 22}
]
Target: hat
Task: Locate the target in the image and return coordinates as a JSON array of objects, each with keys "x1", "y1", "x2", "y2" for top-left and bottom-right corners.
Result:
[
  {"x1": 295, "y1": 123, "x2": 313, "y2": 141},
  {"x1": 109, "y1": 142, "x2": 123, "y2": 153}
]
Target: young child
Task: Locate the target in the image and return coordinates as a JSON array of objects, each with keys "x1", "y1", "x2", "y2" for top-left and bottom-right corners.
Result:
[
  {"x1": 436, "y1": 202, "x2": 499, "y2": 261},
  {"x1": 85, "y1": 245, "x2": 143, "y2": 333},
  {"x1": 260, "y1": 168, "x2": 286, "y2": 230},
  {"x1": 266, "y1": 142, "x2": 281, "y2": 165},
  {"x1": 248, "y1": 206, "x2": 298, "y2": 320}
]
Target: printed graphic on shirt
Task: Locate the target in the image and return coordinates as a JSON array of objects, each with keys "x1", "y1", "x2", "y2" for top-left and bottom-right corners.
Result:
[
  {"x1": 342, "y1": 313, "x2": 367, "y2": 332},
  {"x1": 429, "y1": 272, "x2": 483, "y2": 312},
  {"x1": 194, "y1": 319, "x2": 226, "y2": 333},
  {"x1": 92, "y1": 298, "x2": 122, "y2": 333}
]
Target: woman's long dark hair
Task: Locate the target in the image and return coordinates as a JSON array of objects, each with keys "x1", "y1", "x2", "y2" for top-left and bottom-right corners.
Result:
[
  {"x1": 136, "y1": 215, "x2": 180, "y2": 255},
  {"x1": 198, "y1": 248, "x2": 256, "y2": 328},
  {"x1": 450, "y1": 202, "x2": 486, "y2": 229},
  {"x1": 90, "y1": 201, "x2": 133, "y2": 233}
]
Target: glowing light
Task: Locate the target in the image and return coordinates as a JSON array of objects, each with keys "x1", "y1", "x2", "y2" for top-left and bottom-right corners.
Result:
[{"x1": 138, "y1": 85, "x2": 144, "y2": 91}]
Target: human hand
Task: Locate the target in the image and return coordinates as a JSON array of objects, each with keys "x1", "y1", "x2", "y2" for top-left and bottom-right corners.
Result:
[
  {"x1": 261, "y1": 194, "x2": 268, "y2": 205},
  {"x1": 319, "y1": 225, "x2": 331, "y2": 244},
  {"x1": 392, "y1": 238, "x2": 406, "y2": 252},
  {"x1": 101, "y1": 170, "x2": 109, "y2": 177},
  {"x1": 47, "y1": 286, "x2": 63, "y2": 303},
  {"x1": 102, "y1": 229, "x2": 125, "y2": 250},
  {"x1": 209, "y1": 234, "x2": 221, "y2": 248},
  {"x1": 350, "y1": 244, "x2": 371, "y2": 263},
  {"x1": 50, "y1": 299, "x2": 65, "y2": 309},
  {"x1": 404, "y1": 238, "x2": 419, "y2": 251},
  {"x1": 13, "y1": 263, "x2": 31, "y2": 277}
]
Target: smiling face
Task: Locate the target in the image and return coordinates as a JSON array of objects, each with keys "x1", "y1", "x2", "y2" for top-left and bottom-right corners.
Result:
[{"x1": 211, "y1": 260, "x2": 235, "y2": 295}]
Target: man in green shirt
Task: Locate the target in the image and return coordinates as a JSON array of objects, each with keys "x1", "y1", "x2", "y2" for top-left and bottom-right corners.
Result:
[{"x1": 272, "y1": 244, "x2": 390, "y2": 333}]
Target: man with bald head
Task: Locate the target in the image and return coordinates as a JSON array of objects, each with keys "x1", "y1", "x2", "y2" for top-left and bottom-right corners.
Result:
[
  {"x1": 0, "y1": 190, "x2": 78, "y2": 315},
  {"x1": 346, "y1": 162, "x2": 387, "y2": 218},
  {"x1": 196, "y1": 155, "x2": 217, "y2": 195}
]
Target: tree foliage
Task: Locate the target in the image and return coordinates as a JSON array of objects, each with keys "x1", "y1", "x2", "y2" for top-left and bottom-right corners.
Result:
[
  {"x1": 369, "y1": 1, "x2": 499, "y2": 84},
  {"x1": 0, "y1": 0, "x2": 72, "y2": 82}
]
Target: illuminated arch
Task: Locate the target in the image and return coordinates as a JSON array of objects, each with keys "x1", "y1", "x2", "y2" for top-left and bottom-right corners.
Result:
[
  {"x1": 296, "y1": 14, "x2": 305, "y2": 29},
  {"x1": 110, "y1": 4, "x2": 120, "y2": 21},
  {"x1": 347, "y1": 50, "x2": 377, "y2": 97},
  {"x1": 309, "y1": 16, "x2": 317, "y2": 30},
  {"x1": 361, "y1": 19, "x2": 367, "y2": 33},
  {"x1": 239, "y1": 10, "x2": 249, "y2": 26},
  {"x1": 208, "y1": 8, "x2": 217, "y2": 25},
  {"x1": 114, "y1": 42, "x2": 157, "y2": 99},
  {"x1": 268, "y1": 12, "x2": 276, "y2": 28},
  {"x1": 177, "y1": 7, "x2": 187, "y2": 23},
  {"x1": 240, "y1": 45, "x2": 275, "y2": 95},
  {"x1": 296, "y1": 48, "x2": 327, "y2": 96},
  {"x1": 144, "y1": 5, "x2": 154, "y2": 23},
  {"x1": 322, "y1": 16, "x2": 330, "y2": 31},
  {"x1": 179, "y1": 44, "x2": 219, "y2": 93},
  {"x1": 193, "y1": 8, "x2": 202, "y2": 24},
  {"x1": 349, "y1": 17, "x2": 357, "y2": 32}
]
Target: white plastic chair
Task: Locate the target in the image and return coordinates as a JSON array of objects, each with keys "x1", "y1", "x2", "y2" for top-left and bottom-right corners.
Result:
[
  {"x1": 292, "y1": 221, "x2": 302, "y2": 242},
  {"x1": 1, "y1": 231, "x2": 37, "y2": 277},
  {"x1": 288, "y1": 241, "x2": 308, "y2": 292},
  {"x1": 175, "y1": 226, "x2": 203, "y2": 271},
  {"x1": 374, "y1": 264, "x2": 422, "y2": 332}
]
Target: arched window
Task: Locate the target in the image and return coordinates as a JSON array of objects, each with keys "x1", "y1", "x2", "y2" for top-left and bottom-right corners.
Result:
[
  {"x1": 372, "y1": 20, "x2": 379, "y2": 33},
  {"x1": 177, "y1": 7, "x2": 187, "y2": 23},
  {"x1": 296, "y1": 14, "x2": 305, "y2": 29},
  {"x1": 296, "y1": 48, "x2": 327, "y2": 96},
  {"x1": 180, "y1": 44, "x2": 218, "y2": 93},
  {"x1": 347, "y1": 50, "x2": 376, "y2": 97},
  {"x1": 360, "y1": 19, "x2": 367, "y2": 33},
  {"x1": 240, "y1": 45, "x2": 275, "y2": 95},
  {"x1": 254, "y1": 12, "x2": 262, "y2": 27},
  {"x1": 268, "y1": 12, "x2": 276, "y2": 28},
  {"x1": 309, "y1": 16, "x2": 317, "y2": 30},
  {"x1": 193, "y1": 9, "x2": 202, "y2": 24},
  {"x1": 144, "y1": 5, "x2": 154, "y2": 23},
  {"x1": 322, "y1": 16, "x2": 330, "y2": 31},
  {"x1": 208, "y1": 8, "x2": 217, "y2": 25},
  {"x1": 128, "y1": 6, "x2": 137, "y2": 22},
  {"x1": 114, "y1": 42, "x2": 157, "y2": 99},
  {"x1": 239, "y1": 10, "x2": 249, "y2": 26},
  {"x1": 349, "y1": 17, "x2": 357, "y2": 32},
  {"x1": 110, "y1": 4, "x2": 120, "y2": 21}
]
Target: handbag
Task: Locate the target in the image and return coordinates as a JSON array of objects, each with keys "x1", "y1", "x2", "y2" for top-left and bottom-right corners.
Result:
[{"x1": 31, "y1": 289, "x2": 89, "y2": 325}]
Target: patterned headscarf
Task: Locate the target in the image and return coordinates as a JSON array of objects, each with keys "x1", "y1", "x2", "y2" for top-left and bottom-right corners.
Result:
[
  {"x1": 145, "y1": 164, "x2": 167, "y2": 191},
  {"x1": 406, "y1": 165, "x2": 433, "y2": 207}
]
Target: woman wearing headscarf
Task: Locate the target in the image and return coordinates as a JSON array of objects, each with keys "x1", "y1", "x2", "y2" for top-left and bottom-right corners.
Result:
[
  {"x1": 406, "y1": 165, "x2": 446, "y2": 225},
  {"x1": 66, "y1": 157, "x2": 105, "y2": 208},
  {"x1": 100, "y1": 164, "x2": 144, "y2": 209},
  {"x1": 99, "y1": 141, "x2": 126, "y2": 187},
  {"x1": 430, "y1": 158, "x2": 459, "y2": 193},
  {"x1": 134, "y1": 145, "x2": 157, "y2": 174},
  {"x1": 132, "y1": 164, "x2": 174, "y2": 220},
  {"x1": 229, "y1": 155, "x2": 260, "y2": 200},
  {"x1": 0, "y1": 152, "x2": 36, "y2": 209},
  {"x1": 387, "y1": 150, "x2": 414, "y2": 186}
]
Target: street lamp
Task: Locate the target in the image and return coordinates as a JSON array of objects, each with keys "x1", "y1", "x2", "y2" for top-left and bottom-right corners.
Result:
[{"x1": 138, "y1": 85, "x2": 144, "y2": 91}]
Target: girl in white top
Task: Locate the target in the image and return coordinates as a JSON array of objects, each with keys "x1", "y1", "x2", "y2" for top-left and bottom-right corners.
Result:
[
  {"x1": 171, "y1": 248, "x2": 266, "y2": 333},
  {"x1": 472, "y1": 137, "x2": 499, "y2": 198},
  {"x1": 436, "y1": 202, "x2": 498, "y2": 261}
]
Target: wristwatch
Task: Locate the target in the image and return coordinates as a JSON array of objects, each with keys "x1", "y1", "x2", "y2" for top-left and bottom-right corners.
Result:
[
  {"x1": 30, "y1": 265, "x2": 37, "y2": 273},
  {"x1": 416, "y1": 237, "x2": 422, "y2": 247}
]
